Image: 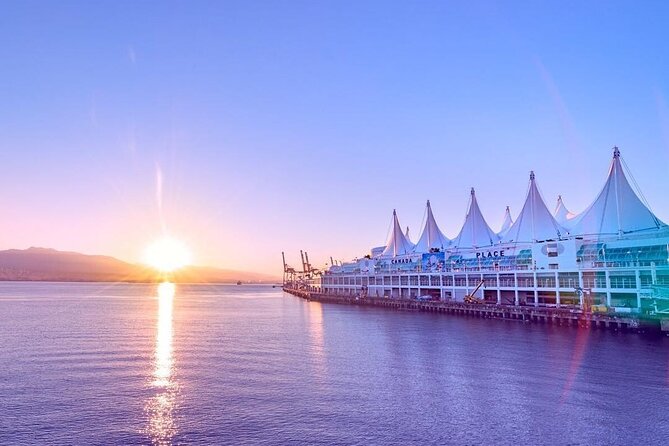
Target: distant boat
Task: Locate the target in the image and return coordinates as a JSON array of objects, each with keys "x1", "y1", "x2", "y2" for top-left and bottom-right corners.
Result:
[{"x1": 236, "y1": 281, "x2": 242, "y2": 285}]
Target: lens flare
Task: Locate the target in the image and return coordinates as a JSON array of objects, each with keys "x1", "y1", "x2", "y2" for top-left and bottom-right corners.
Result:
[{"x1": 144, "y1": 237, "x2": 192, "y2": 272}]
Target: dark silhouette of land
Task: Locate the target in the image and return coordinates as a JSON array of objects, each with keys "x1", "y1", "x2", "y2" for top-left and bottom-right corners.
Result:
[{"x1": 0, "y1": 247, "x2": 279, "y2": 283}]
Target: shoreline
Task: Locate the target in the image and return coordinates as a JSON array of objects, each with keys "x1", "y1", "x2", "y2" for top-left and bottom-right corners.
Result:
[
  {"x1": 284, "y1": 287, "x2": 669, "y2": 336},
  {"x1": 0, "y1": 280, "x2": 281, "y2": 285}
]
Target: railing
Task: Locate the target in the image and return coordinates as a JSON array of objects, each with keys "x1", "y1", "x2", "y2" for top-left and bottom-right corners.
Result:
[
  {"x1": 608, "y1": 277, "x2": 637, "y2": 289},
  {"x1": 581, "y1": 260, "x2": 669, "y2": 269},
  {"x1": 362, "y1": 260, "x2": 669, "y2": 275}
]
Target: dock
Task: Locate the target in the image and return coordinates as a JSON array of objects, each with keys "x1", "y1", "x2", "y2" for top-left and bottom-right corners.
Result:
[{"x1": 283, "y1": 287, "x2": 669, "y2": 335}]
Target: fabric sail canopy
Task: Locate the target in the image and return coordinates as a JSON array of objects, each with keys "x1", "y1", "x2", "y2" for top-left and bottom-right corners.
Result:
[
  {"x1": 498, "y1": 206, "x2": 514, "y2": 236},
  {"x1": 452, "y1": 188, "x2": 499, "y2": 248},
  {"x1": 500, "y1": 172, "x2": 566, "y2": 243},
  {"x1": 569, "y1": 147, "x2": 666, "y2": 236},
  {"x1": 381, "y1": 210, "x2": 415, "y2": 257},
  {"x1": 554, "y1": 195, "x2": 577, "y2": 226},
  {"x1": 413, "y1": 200, "x2": 450, "y2": 253},
  {"x1": 404, "y1": 226, "x2": 415, "y2": 248}
]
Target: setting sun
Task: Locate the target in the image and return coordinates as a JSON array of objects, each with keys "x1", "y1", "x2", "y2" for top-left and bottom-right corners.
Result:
[{"x1": 144, "y1": 237, "x2": 192, "y2": 272}]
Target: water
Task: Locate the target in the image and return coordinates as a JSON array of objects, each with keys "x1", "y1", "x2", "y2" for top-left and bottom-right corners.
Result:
[{"x1": 0, "y1": 282, "x2": 668, "y2": 445}]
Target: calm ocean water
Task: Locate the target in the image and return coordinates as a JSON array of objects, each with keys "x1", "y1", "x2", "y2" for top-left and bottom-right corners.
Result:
[{"x1": 0, "y1": 282, "x2": 668, "y2": 445}]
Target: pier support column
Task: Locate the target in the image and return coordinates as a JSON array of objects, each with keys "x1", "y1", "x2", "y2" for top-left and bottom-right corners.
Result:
[
  {"x1": 605, "y1": 270, "x2": 612, "y2": 307},
  {"x1": 578, "y1": 271, "x2": 584, "y2": 309},
  {"x1": 514, "y1": 289, "x2": 519, "y2": 306},
  {"x1": 497, "y1": 288, "x2": 501, "y2": 305},
  {"x1": 635, "y1": 269, "x2": 641, "y2": 309},
  {"x1": 555, "y1": 271, "x2": 560, "y2": 308},
  {"x1": 556, "y1": 289, "x2": 561, "y2": 308},
  {"x1": 534, "y1": 290, "x2": 539, "y2": 307}
]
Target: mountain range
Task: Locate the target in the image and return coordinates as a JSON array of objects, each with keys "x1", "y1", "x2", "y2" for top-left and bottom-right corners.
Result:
[{"x1": 0, "y1": 247, "x2": 279, "y2": 283}]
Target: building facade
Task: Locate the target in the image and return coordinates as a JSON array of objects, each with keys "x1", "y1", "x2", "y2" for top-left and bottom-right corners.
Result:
[{"x1": 320, "y1": 148, "x2": 669, "y2": 313}]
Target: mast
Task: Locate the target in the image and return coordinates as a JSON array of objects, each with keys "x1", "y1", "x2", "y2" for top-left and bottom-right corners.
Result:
[
  {"x1": 530, "y1": 171, "x2": 536, "y2": 241},
  {"x1": 393, "y1": 210, "x2": 398, "y2": 256},
  {"x1": 423, "y1": 200, "x2": 430, "y2": 247},
  {"x1": 613, "y1": 146, "x2": 623, "y2": 237},
  {"x1": 470, "y1": 188, "x2": 476, "y2": 248}
]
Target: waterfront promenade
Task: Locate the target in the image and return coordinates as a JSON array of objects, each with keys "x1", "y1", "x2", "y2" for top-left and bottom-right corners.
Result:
[{"x1": 284, "y1": 287, "x2": 669, "y2": 335}]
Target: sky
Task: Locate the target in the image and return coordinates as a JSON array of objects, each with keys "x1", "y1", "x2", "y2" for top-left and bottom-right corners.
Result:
[{"x1": 1, "y1": 1, "x2": 669, "y2": 275}]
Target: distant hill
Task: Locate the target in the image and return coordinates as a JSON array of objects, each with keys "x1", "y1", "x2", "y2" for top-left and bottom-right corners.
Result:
[{"x1": 0, "y1": 247, "x2": 279, "y2": 283}]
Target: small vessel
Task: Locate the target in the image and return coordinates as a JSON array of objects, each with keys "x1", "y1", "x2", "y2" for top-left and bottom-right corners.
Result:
[{"x1": 236, "y1": 281, "x2": 242, "y2": 285}]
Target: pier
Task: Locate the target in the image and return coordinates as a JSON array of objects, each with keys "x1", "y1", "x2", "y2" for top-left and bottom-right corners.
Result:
[{"x1": 283, "y1": 287, "x2": 669, "y2": 334}]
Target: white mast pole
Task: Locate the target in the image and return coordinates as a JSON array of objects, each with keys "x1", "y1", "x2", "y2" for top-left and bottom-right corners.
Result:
[
  {"x1": 530, "y1": 171, "x2": 536, "y2": 242},
  {"x1": 470, "y1": 188, "x2": 476, "y2": 248},
  {"x1": 613, "y1": 147, "x2": 623, "y2": 237}
]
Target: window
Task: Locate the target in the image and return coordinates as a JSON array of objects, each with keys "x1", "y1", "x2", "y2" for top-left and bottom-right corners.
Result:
[
  {"x1": 517, "y1": 275, "x2": 534, "y2": 287},
  {"x1": 499, "y1": 275, "x2": 515, "y2": 287},
  {"x1": 609, "y1": 274, "x2": 636, "y2": 289}
]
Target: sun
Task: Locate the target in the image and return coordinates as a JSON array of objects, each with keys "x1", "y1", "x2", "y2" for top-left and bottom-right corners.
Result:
[{"x1": 144, "y1": 237, "x2": 192, "y2": 272}]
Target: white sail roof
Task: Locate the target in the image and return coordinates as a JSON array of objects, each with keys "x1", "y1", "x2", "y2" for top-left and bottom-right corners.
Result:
[
  {"x1": 381, "y1": 210, "x2": 415, "y2": 257},
  {"x1": 570, "y1": 147, "x2": 666, "y2": 236},
  {"x1": 554, "y1": 195, "x2": 577, "y2": 226},
  {"x1": 498, "y1": 206, "x2": 513, "y2": 235},
  {"x1": 452, "y1": 188, "x2": 499, "y2": 248},
  {"x1": 404, "y1": 226, "x2": 416, "y2": 249},
  {"x1": 413, "y1": 200, "x2": 450, "y2": 253},
  {"x1": 501, "y1": 172, "x2": 567, "y2": 243}
]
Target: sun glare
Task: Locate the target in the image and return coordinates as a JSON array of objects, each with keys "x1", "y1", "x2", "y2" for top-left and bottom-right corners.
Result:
[{"x1": 144, "y1": 237, "x2": 192, "y2": 272}]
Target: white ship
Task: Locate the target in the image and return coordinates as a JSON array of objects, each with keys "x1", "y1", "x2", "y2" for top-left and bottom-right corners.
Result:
[{"x1": 317, "y1": 147, "x2": 669, "y2": 314}]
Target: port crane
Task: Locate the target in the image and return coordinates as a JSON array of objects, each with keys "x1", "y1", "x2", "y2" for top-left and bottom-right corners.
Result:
[
  {"x1": 463, "y1": 280, "x2": 485, "y2": 304},
  {"x1": 575, "y1": 286, "x2": 595, "y2": 311},
  {"x1": 282, "y1": 250, "x2": 322, "y2": 288}
]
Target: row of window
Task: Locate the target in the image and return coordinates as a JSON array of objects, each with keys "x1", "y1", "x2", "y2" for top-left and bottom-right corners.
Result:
[{"x1": 322, "y1": 272, "x2": 669, "y2": 289}]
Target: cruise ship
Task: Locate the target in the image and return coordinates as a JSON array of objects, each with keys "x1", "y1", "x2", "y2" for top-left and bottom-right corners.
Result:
[{"x1": 304, "y1": 148, "x2": 669, "y2": 314}]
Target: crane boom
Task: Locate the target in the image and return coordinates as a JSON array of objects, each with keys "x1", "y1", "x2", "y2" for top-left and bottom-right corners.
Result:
[{"x1": 464, "y1": 280, "x2": 485, "y2": 304}]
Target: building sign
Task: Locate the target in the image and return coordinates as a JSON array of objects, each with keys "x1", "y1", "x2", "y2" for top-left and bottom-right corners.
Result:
[
  {"x1": 475, "y1": 250, "x2": 505, "y2": 259},
  {"x1": 391, "y1": 257, "x2": 415, "y2": 264}
]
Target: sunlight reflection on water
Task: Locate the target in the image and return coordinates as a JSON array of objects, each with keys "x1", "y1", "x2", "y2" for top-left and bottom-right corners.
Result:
[
  {"x1": 307, "y1": 301, "x2": 327, "y2": 379},
  {"x1": 145, "y1": 282, "x2": 178, "y2": 445}
]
